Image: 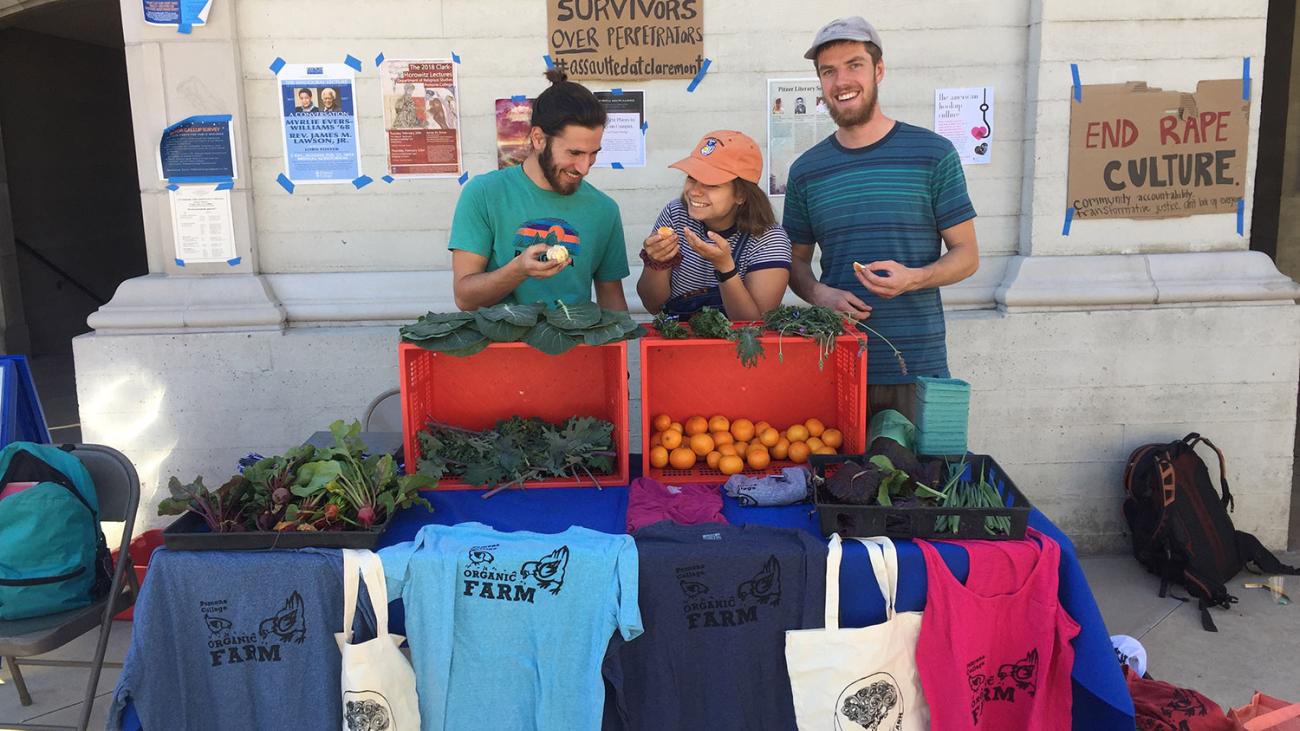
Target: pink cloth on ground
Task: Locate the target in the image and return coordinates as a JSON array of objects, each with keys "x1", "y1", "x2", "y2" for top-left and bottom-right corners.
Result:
[
  {"x1": 625, "y1": 477, "x2": 727, "y2": 533},
  {"x1": 915, "y1": 527, "x2": 1081, "y2": 731}
]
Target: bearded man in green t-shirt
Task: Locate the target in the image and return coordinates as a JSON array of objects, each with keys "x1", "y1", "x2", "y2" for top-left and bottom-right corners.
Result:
[{"x1": 449, "y1": 71, "x2": 630, "y2": 310}]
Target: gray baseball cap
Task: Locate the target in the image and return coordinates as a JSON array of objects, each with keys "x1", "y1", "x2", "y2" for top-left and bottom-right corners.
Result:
[{"x1": 804, "y1": 16, "x2": 883, "y2": 61}]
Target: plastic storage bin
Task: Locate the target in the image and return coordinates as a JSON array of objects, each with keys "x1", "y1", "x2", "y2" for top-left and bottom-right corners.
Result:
[
  {"x1": 399, "y1": 341, "x2": 630, "y2": 489},
  {"x1": 640, "y1": 331, "x2": 866, "y2": 484},
  {"x1": 111, "y1": 529, "x2": 164, "y2": 620}
]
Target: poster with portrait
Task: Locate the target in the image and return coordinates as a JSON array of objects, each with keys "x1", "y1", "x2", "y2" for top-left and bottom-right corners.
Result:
[
  {"x1": 378, "y1": 59, "x2": 463, "y2": 178},
  {"x1": 494, "y1": 91, "x2": 646, "y2": 170},
  {"x1": 495, "y1": 98, "x2": 534, "y2": 169},
  {"x1": 276, "y1": 63, "x2": 361, "y2": 184},
  {"x1": 766, "y1": 78, "x2": 835, "y2": 196}
]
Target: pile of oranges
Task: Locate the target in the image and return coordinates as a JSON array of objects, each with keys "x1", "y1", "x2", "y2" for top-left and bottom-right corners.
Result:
[{"x1": 647, "y1": 413, "x2": 843, "y2": 475}]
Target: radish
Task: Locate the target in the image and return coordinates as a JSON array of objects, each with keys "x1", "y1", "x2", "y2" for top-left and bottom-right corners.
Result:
[{"x1": 356, "y1": 506, "x2": 377, "y2": 527}]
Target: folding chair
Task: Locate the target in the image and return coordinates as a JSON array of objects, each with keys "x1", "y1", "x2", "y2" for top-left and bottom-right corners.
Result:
[
  {"x1": 0, "y1": 444, "x2": 140, "y2": 731},
  {"x1": 363, "y1": 387, "x2": 402, "y2": 432}
]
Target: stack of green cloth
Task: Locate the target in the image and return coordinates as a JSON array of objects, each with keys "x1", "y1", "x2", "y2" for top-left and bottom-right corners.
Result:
[{"x1": 913, "y1": 376, "x2": 970, "y2": 455}]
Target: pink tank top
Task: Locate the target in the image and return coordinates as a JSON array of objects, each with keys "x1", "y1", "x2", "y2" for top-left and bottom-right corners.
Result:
[{"x1": 915, "y1": 527, "x2": 1081, "y2": 730}]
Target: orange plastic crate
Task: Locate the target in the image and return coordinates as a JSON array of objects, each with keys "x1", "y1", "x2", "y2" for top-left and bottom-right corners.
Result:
[
  {"x1": 399, "y1": 341, "x2": 629, "y2": 489},
  {"x1": 640, "y1": 331, "x2": 866, "y2": 484}
]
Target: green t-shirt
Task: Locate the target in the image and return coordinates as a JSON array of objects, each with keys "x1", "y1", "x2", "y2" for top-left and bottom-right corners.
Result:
[{"x1": 448, "y1": 165, "x2": 630, "y2": 305}]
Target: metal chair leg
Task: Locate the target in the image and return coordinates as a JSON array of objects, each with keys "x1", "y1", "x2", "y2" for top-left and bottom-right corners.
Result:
[{"x1": 6, "y1": 656, "x2": 33, "y2": 706}]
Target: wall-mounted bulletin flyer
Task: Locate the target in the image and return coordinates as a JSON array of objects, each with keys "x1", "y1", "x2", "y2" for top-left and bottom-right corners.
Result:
[
  {"x1": 378, "y1": 59, "x2": 464, "y2": 178},
  {"x1": 934, "y1": 87, "x2": 994, "y2": 165},
  {"x1": 766, "y1": 79, "x2": 835, "y2": 196},
  {"x1": 276, "y1": 63, "x2": 361, "y2": 184},
  {"x1": 592, "y1": 90, "x2": 645, "y2": 168}
]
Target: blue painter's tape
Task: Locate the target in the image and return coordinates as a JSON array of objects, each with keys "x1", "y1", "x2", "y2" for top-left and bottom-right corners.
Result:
[
  {"x1": 344, "y1": 54, "x2": 362, "y2": 72},
  {"x1": 611, "y1": 162, "x2": 624, "y2": 169},
  {"x1": 352, "y1": 175, "x2": 373, "y2": 189},
  {"x1": 512, "y1": 94, "x2": 526, "y2": 103},
  {"x1": 177, "y1": 21, "x2": 192, "y2": 34},
  {"x1": 1243, "y1": 57, "x2": 1251, "y2": 100},
  {"x1": 214, "y1": 180, "x2": 233, "y2": 191},
  {"x1": 1237, "y1": 198, "x2": 1245, "y2": 236},
  {"x1": 452, "y1": 52, "x2": 461, "y2": 64},
  {"x1": 458, "y1": 171, "x2": 469, "y2": 185},
  {"x1": 269, "y1": 57, "x2": 286, "y2": 74},
  {"x1": 1062, "y1": 207, "x2": 1075, "y2": 236},
  {"x1": 175, "y1": 258, "x2": 186, "y2": 267},
  {"x1": 382, "y1": 175, "x2": 395, "y2": 184},
  {"x1": 375, "y1": 52, "x2": 385, "y2": 67},
  {"x1": 640, "y1": 120, "x2": 648, "y2": 134},
  {"x1": 686, "y1": 58, "x2": 712, "y2": 92},
  {"x1": 166, "y1": 183, "x2": 180, "y2": 191},
  {"x1": 227, "y1": 257, "x2": 242, "y2": 266},
  {"x1": 544, "y1": 55, "x2": 555, "y2": 70},
  {"x1": 276, "y1": 173, "x2": 295, "y2": 194},
  {"x1": 1070, "y1": 63, "x2": 1081, "y2": 102},
  {"x1": 611, "y1": 88, "x2": 623, "y2": 95}
]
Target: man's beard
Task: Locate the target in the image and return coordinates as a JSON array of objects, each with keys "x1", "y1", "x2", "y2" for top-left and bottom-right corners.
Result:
[
  {"x1": 539, "y1": 138, "x2": 581, "y2": 195},
  {"x1": 827, "y1": 85, "x2": 878, "y2": 129}
]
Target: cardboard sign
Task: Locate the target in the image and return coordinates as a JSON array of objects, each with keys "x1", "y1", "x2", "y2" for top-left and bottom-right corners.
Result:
[
  {"x1": 547, "y1": 0, "x2": 704, "y2": 80},
  {"x1": 1067, "y1": 79, "x2": 1250, "y2": 220}
]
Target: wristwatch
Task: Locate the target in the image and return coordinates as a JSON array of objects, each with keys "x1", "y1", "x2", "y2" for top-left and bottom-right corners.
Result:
[{"x1": 714, "y1": 266, "x2": 739, "y2": 282}]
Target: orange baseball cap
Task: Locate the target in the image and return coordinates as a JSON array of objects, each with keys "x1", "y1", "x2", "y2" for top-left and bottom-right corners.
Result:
[{"x1": 669, "y1": 130, "x2": 764, "y2": 185}]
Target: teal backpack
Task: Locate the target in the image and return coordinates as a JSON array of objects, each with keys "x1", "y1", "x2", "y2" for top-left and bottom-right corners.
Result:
[{"x1": 0, "y1": 442, "x2": 110, "y2": 619}]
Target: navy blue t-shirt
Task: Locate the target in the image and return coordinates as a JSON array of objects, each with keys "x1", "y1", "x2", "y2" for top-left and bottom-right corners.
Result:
[{"x1": 603, "y1": 521, "x2": 826, "y2": 730}]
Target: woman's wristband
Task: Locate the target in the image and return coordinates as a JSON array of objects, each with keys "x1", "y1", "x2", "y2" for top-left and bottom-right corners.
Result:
[{"x1": 640, "y1": 247, "x2": 681, "y2": 271}]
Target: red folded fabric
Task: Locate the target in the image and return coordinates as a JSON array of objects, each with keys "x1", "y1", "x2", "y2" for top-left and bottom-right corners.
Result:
[{"x1": 626, "y1": 477, "x2": 726, "y2": 533}]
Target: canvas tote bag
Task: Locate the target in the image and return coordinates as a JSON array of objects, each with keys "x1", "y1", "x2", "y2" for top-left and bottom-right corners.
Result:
[
  {"x1": 785, "y1": 535, "x2": 930, "y2": 730},
  {"x1": 336, "y1": 549, "x2": 421, "y2": 731}
]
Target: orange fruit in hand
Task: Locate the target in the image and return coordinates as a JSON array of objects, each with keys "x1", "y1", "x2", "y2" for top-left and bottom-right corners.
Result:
[
  {"x1": 718, "y1": 455, "x2": 745, "y2": 475},
  {"x1": 685, "y1": 415, "x2": 709, "y2": 436},
  {"x1": 805, "y1": 418, "x2": 826, "y2": 438},
  {"x1": 786, "y1": 424, "x2": 809, "y2": 443},
  {"x1": 821, "y1": 428, "x2": 843, "y2": 449},
  {"x1": 712, "y1": 430, "x2": 734, "y2": 446},
  {"x1": 708, "y1": 415, "x2": 730, "y2": 433},
  {"x1": 689, "y1": 433, "x2": 715, "y2": 457},
  {"x1": 731, "y1": 418, "x2": 755, "y2": 442},
  {"x1": 669, "y1": 447, "x2": 697, "y2": 470},
  {"x1": 652, "y1": 413, "x2": 672, "y2": 432},
  {"x1": 759, "y1": 428, "x2": 780, "y2": 448},
  {"x1": 718, "y1": 444, "x2": 738, "y2": 457},
  {"x1": 771, "y1": 437, "x2": 791, "y2": 460},
  {"x1": 806, "y1": 437, "x2": 825, "y2": 452},
  {"x1": 661, "y1": 429, "x2": 683, "y2": 450},
  {"x1": 788, "y1": 441, "x2": 811, "y2": 464},
  {"x1": 747, "y1": 449, "x2": 771, "y2": 470},
  {"x1": 706, "y1": 450, "x2": 723, "y2": 469},
  {"x1": 814, "y1": 446, "x2": 837, "y2": 455},
  {"x1": 650, "y1": 446, "x2": 669, "y2": 468}
]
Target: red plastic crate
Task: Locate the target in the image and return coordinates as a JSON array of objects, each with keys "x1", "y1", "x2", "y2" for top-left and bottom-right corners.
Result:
[
  {"x1": 399, "y1": 341, "x2": 629, "y2": 489},
  {"x1": 640, "y1": 331, "x2": 866, "y2": 484},
  {"x1": 111, "y1": 529, "x2": 164, "y2": 621}
]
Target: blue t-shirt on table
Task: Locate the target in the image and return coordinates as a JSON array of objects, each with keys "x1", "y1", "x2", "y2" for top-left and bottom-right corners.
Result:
[{"x1": 381, "y1": 522, "x2": 641, "y2": 731}]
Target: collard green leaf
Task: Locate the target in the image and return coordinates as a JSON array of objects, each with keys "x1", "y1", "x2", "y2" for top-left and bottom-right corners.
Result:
[
  {"x1": 439, "y1": 338, "x2": 492, "y2": 357},
  {"x1": 524, "y1": 320, "x2": 581, "y2": 355},
  {"x1": 477, "y1": 303, "x2": 541, "y2": 327},
  {"x1": 418, "y1": 327, "x2": 489, "y2": 353},
  {"x1": 544, "y1": 301, "x2": 602, "y2": 330},
  {"x1": 580, "y1": 320, "x2": 629, "y2": 346},
  {"x1": 734, "y1": 325, "x2": 765, "y2": 368},
  {"x1": 474, "y1": 311, "x2": 531, "y2": 342},
  {"x1": 400, "y1": 311, "x2": 475, "y2": 341}
]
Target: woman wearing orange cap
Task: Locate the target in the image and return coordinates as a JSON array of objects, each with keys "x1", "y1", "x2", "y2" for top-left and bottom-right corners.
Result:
[{"x1": 637, "y1": 130, "x2": 791, "y2": 320}]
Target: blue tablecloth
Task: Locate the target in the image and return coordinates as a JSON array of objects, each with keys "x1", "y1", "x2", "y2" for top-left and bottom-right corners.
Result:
[{"x1": 381, "y1": 482, "x2": 1136, "y2": 730}]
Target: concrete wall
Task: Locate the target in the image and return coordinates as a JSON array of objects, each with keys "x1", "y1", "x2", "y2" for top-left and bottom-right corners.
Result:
[{"x1": 74, "y1": 0, "x2": 1300, "y2": 550}]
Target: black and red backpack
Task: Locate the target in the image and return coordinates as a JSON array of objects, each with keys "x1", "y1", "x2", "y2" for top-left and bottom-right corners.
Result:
[{"x1": 1122, "y1": 433, "x2": 1298, "y2": 631}]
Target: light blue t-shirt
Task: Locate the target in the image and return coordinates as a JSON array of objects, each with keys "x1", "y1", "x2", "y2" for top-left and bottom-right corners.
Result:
[{"x1": 380, "y1": 522, "x2": 642, "y2": 731}]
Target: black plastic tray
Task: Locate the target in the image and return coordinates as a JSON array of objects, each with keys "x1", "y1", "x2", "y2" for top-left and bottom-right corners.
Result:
[
  {"x1": 162, "y1": 510, "x2": 388, "y2": 550},
  {"x1": 809, "y1": 452, "x2": 1031, "y2": 540}
]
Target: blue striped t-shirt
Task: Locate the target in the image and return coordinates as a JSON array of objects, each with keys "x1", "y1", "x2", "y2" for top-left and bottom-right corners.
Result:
[
  {"x1": 652, "y1": 199, "x2": 791, "y2": 298},
  {"x1": 782, "y1": 122, "x2": 976, "y2": 384}
]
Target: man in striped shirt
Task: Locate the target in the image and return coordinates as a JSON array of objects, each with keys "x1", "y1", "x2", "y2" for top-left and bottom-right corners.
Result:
[{"x1": 783, "y1": 16, "x2": 980, "y2": 419}]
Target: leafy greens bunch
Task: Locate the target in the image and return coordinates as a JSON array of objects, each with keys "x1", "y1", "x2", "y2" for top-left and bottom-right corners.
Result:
[
  {"x1": 158, "y1": 420, "x2": 433, "y2": 533},
  {"x1": 763, "y1": 304, "x2": 906, "y2": 373},
  {"x1": 417, "y1": 415, "x2": 616, "y2": 496},
  {"x1": 401, "y1": 302, "x2": 644, "y2": 357}
]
